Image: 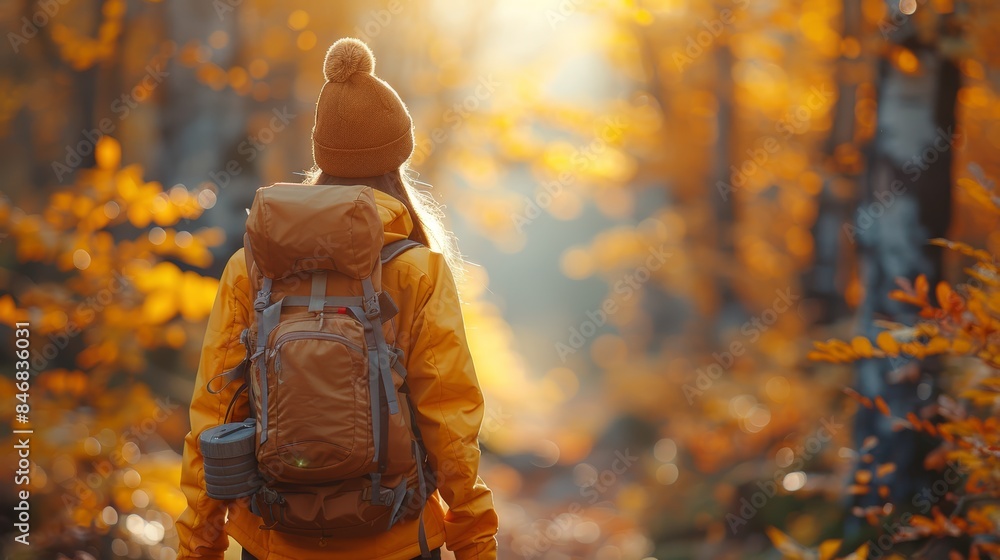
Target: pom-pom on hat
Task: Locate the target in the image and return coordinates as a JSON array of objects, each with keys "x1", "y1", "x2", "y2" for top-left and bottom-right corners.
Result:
[{"x1": 311, "y1": 38, "x2": 414, "y2": 178}]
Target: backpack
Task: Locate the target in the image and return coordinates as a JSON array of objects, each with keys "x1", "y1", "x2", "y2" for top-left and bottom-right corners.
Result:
[{"x1": 205, "y1": 183, "x2": 434, "y2": 553}]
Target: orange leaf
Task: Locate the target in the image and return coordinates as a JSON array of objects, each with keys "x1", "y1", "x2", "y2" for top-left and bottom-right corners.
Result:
[
  {"x1": 844, "y1": 387, "x2": 874, "y2": 409},
  {"x1": 876, "y1": 331, "x2": 900, "y2": 356},
  {"x1": 765, "y1": 526, "x2": 806, "y2": 557},
  {"x1": 951, "y1": 337, "x2": 973, "y2": 353},
  {"x1": 936, "y1": 281, "x2": 952, "y2": 306},
  {"x1": 874, "y1": 396, "x2": 891, "y2": 416},
  {"x1": 818, "y1": 539, "x2": 842, "y2": 560},
  {"x1": 915, "y1": 274, "x2": 929, "y2": 300},
  {"x1": 922, "y1": 420, "x2": 938, "y2": 436},
  {"x1": 807, "y1": 350, "x2": 839, "y2": 363},
  {"x1": 876, "y1": 463, "x2": 897, "y2": 477},
  {"x1": 923, "y1": 337, "x2": 948, "y2": 355},
  {"x1": 889, "y1": 289, "x2": 925, "y2": 307},
  {"x1": 851, "y1": 336, "x2": 875, "y2": 358}
]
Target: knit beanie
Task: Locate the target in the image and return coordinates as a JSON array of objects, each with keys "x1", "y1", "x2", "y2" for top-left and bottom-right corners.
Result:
[{"x1": 311, "y1": 38, "x2": 414, "y2": 178}]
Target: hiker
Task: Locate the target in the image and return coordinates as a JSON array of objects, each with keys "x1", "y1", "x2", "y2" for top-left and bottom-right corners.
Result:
[{"x1": 176, "y1": 38, "x2": 499, "y2": 560}]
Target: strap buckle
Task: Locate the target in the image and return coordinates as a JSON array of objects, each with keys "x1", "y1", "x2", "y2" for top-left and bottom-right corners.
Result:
[
  {"x1": 254, "y1": 292, "x2": 271, "y2": 311},
  {"x1": 363, "y1": 296, "x2": 380, "y2": 320},
  {"x1": 260, "y1": 486, "x2": 282, "y2": 505}
]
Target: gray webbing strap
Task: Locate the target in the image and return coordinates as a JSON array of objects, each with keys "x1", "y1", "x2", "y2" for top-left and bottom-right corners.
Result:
[
  {"x1": 380, "y1": 239, "x2": 422, "y2": 265},
  {"x1": 223, "y1": 383, "x2": 247, "y2": 423},
  {"x1": 369, "y1": 471, "x2": 382, "y2": 506},
  {"x1": 361, "y1": 274, "x2": 380, "y2": 319},
  {"x1": 254, "y1": 277, "x2": 273, "y2": 312},
  {"x1": 207, "y1": 357, "x2": 247, "y2": 394},
  {"x1": 388, "y1": 477, "x2": 408, "y2": 524},
  {"x1": 256, "y1": 281, "x2": 281, "y2": 446},
  {"x1": 389, "y1": 347, "x2": 407, "y2": 382},
  {"x1": 362, "y1": 277, "x2": 400, "y2": 416},
  {"x1": 282, "y1": 295, "x2": 365, "y2": 308},
  {"x1": 241, "y1": 328, "x2": 256, "y2": 421},
  {"x1": 283, "y1": 294, "x2": 398, "y2": 323},
  {"x1": 253, "y1": 278, "x2": 272, "y2": 444},
  {"x1": 417, "y1": 501, "x2": 429, "y2": 558},
  {"x1": 353, "y1": 305, "x2": 384, "y2": 470},
  {"x1": 413, "y1": 440, "x2": 431, "y2": 558},
  {"x1": 308, "y1": 271, "x2": 327, "y2": 312},
  {"x1": 401, "y1": 385, "x2": 431, "y2": 487}
]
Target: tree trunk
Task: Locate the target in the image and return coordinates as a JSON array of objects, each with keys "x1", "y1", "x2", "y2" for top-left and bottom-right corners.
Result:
[
  {"x1": 805, "y1": 0, "x2": 863, "y2": 325},
  {"x1": 711, "y1": 42, "x2": 742, "y2": 337},
  {"x1": 848, "y1": 2, "x2": 962, "y2": 542}
]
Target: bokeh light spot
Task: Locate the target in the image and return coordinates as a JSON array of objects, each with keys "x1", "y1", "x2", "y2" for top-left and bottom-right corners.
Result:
[{"x1": 73, "y1": 249, "x2": 92, "y2": 270}]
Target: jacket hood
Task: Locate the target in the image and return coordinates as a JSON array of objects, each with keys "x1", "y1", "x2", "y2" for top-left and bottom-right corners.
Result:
[{"x1": 372, "y1": 189, "x2": 414, "y2": 244}]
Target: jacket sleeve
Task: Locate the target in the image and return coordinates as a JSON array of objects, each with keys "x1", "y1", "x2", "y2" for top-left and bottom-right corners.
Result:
[
  {"x1": 406, "y1": 253, "x2": 499, "y2": 560},
  {"x1": 177, "y1": 251, "x2": 251, "y2": 560}
]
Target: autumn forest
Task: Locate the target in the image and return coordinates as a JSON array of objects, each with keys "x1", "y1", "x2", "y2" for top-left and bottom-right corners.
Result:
[{"x1": 0, "y1": 0, "x2": 998, "y2": 559}]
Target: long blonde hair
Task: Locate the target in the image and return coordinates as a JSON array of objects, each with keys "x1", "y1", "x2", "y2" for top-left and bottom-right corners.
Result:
[{"x1": 302, "y1": 164, "x2": 463, "y2": 280}]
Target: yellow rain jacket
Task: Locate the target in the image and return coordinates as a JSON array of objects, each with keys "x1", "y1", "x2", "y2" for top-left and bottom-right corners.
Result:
[{"x1": 177, "y1": 190, "x2": 499, "y2": 560}]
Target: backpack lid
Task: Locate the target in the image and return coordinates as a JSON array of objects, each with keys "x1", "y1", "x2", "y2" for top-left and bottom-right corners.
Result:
[{"x1": 247, "y1": 183, "x2": 384, "y2": 280}]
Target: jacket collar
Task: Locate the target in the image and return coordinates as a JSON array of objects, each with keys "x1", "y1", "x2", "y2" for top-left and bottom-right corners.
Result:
[{"x1": 372, "y1": 189, "x2": 413, "y2": 244}]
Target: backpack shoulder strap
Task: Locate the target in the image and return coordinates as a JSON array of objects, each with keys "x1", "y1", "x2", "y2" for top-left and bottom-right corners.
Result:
[{"x1": 380, "y1": 239, "x2": 423, "y2": 265}]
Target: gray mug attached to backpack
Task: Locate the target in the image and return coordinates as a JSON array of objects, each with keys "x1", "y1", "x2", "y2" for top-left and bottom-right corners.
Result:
[{"x1": 199, "y1": 419, "x2": 261, "y2": 500}]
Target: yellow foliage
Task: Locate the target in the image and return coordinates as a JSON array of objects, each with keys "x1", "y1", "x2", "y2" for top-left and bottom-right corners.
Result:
[{"x1": 798, "y1": 234, "x2": 1000, "y2": 558}]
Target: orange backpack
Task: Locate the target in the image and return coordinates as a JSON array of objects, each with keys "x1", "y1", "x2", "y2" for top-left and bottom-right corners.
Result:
[{"x1": 206, "y1": 183, "x2": 433, "y2": 554}]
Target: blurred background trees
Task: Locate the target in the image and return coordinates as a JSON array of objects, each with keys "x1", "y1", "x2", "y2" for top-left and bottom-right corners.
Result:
[{"x1": 0, "y1": 0, "x2": 998, "y2": 558}]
